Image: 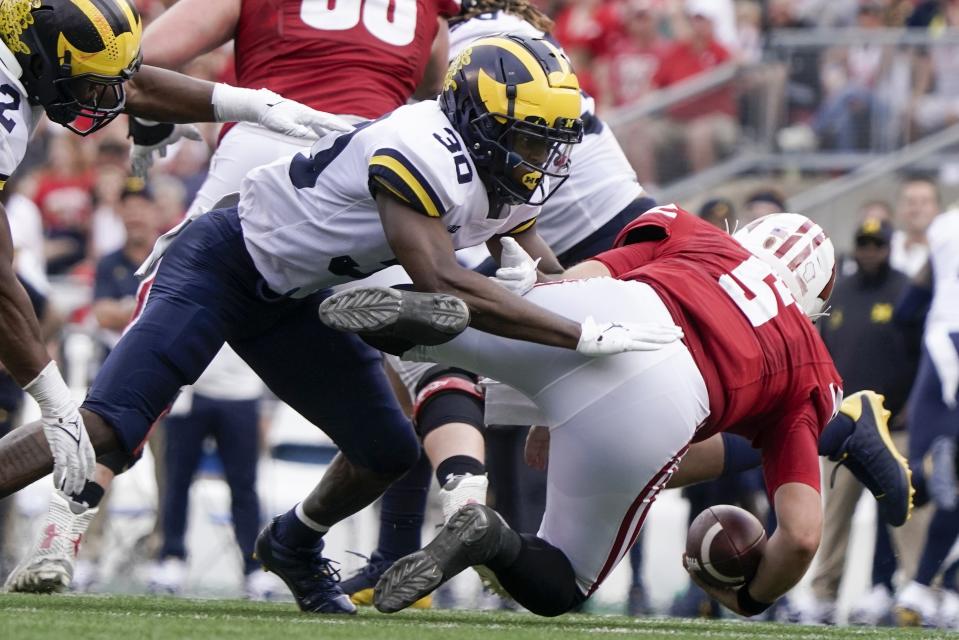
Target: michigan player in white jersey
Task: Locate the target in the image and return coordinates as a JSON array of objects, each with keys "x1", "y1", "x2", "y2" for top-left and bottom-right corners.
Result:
[
  {"x1": 0, "y1": 0, "x2": 347, "y2": 492},
  {"x1": 0, "y1": 0, "x2": 363, "y2": 595},
  {"x1": 0, "y1": 35, "x2": 680, "y2": 614},
  {"x1": 341, "y1": 0, "x2": 659, "y2": 604},
  {"x1": 894, "y1": 207, "x2": 959, "y2": 624}
]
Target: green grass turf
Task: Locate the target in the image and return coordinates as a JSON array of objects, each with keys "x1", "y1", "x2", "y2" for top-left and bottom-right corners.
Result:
[{"x1": 1, "y1": 594, "x2": 956, "y2": 640}]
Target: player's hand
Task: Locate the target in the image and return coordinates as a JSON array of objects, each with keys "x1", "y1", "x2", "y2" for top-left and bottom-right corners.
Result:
[
  {"x1": 259, "y1": 95, "x2": 354, "y2": 139},
  {"x1": 212, "y1": 84, "x2": 354, "y2": 139},
  {"x1": 685, "y1": 565, "x2": 745, "y2": 616},
  {"x1": 128, "y1": 118, "x2": 203, "y2": 178},
  {"x1": 490, "y1": 237, "x2": 539, "y2": 296},
  {"x1": 524, "y1": 425, "x2": 550, "y2": 471},
  {"x1": 24, "y1": 362, "x2": 96, "y2": 496},
  {"x1": 575, "y1": 316, "x2": 683, "y2": 356}
]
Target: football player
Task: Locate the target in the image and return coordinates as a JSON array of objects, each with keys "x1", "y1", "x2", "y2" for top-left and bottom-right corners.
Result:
[
  {"x1": 339, "y1": 0, "x2": 656, "y2": 604},
  {"x1": 893, "y1": 207, "x2": 959, "y2": 626},
  {"x1": 336, "y1": 207, "x2": 905, "y2": 618},
  {"x1": 0, "y1": 35, "x2": 679, "y2": 613},
  {"x1": 0, "y1": 0, "x2": 346, "y2": 513},
  {"x1": 7, "y1": 0, "x2": 460, "y2": 598}
]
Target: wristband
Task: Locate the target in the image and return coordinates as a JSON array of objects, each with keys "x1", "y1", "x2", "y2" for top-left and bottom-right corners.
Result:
[
  {"x1": 736, "y1": 580, "x2": 773, "y2": 617},
  {"x1": 23, "y1": 361, "x2": 73, "y2": 416},
  {"x1": 212, "y1": 83, "x2": 276, "y2": 124},
  {"x1": 129, "y1": 117, "x2": 174, "y2": 146}
]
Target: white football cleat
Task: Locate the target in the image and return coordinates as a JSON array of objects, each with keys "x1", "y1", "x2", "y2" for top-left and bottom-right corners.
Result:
[
  {"x1": 147, "y1": 557, "x2": 187, "y2": 595},
  {"x1": 938, "y1": 589, "x2": 959, "y2": 629},
  {"x1": 438, "y1": 474, "x2": 489, "y2": 523},
  {"x1": 848, "y1": 584, "x2": 894, "y2": 625},
  {"x1": 794, "y1": 595, "x2": 837, "y2": 625},
  {"x1": 896, "y1": 581, "x2": 939, "y2": 627},
  {"x1": 245, "y1": 568, "x2": 289, "y2": 601},
  {"x1": 4, "y1": 491, "x2": 97, "y2": 593}
]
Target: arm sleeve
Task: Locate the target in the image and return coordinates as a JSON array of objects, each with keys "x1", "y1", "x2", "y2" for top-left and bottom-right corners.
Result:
[{"x1": 759, "y1": 404, "x2": 823, "y2": 503}]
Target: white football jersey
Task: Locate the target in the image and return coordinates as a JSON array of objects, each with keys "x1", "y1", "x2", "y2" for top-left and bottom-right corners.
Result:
[
  {"x1": 238, "y1": 100, "x2": 540, "y2": 297},
  {"x1": 0, "y1": 46, "x2": 43, "y2": 190},
  {"x1": 449, "y1": 11, "x2": 642, "y2": 255},
  {"x1": 927, "y1": 209, "x2": 959, "y2": 329}
]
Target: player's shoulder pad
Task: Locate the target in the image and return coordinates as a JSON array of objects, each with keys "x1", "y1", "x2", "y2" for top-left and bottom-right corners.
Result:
[
  {"x1": 368, "y1": 102, "x2": 473, "y2": 218},
  {"x1": 613, "y1": 203, "x2": 689, "y2": 247}
]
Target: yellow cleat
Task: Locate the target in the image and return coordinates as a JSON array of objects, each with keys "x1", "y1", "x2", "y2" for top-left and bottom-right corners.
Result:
[
  {"x1": 834, "y1": 391, "x2": 914, "y2": 526},
  {"x1": 351, "y1": 587, "x2": 431, "y2": 609}
]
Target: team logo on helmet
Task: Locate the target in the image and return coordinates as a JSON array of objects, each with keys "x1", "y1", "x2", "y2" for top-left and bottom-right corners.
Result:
[
  {"x1": 3, "y1": 0, "x2": 142, "y2": 135},
  {"x1": 440, "y1": 34, "x2": 584, "y2": 209},
  {"x1": 734, "y1": 213, "x2": 837, "y2": 319}
]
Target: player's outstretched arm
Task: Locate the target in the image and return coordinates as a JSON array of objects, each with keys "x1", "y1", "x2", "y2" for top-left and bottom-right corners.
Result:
[
  {"x1": 379, "y1": 194, "x2": 682, "y2": 354},
  {"x1": 0, "y1": 203, "x2": 95, "y2": 496},
  {"x1": 124, "y1": 66, "x2": 353, "y2": 137},
  {"x1": 379, "y1": 193, "x2": 581, "y2": 349}
]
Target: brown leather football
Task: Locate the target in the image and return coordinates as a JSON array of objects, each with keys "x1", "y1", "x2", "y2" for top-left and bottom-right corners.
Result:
[{"x1": 683, "y1": 505, "x2": 767, "y2": 589}]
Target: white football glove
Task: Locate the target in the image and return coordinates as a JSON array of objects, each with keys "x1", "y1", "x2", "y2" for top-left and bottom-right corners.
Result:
[
  {"x1": 212, "y1": 84, "x2": 354, "y2": 139},
  {"x1": 128, "y1": 118, "x2": 203, "y2": 179},
  {"x1": 576, "y1": 315, "x2": 684, "y2": 357},
  {"x1": 490, "y1": 236, "x2": 540, "y2": 296},
  {"x1": 23, "y1": 362, "x2": 96, "y2": 496}
]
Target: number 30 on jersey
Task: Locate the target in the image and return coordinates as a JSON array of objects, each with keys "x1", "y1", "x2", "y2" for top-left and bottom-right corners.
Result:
[{"x1": 300, "y1": 0, "x2": 417, "y2": 46}]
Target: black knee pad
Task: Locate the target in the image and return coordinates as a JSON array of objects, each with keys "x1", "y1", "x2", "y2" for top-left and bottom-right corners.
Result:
[
  {"x1": 412, "y1": 366, "x2": 485, "y2": 438},
  {"x1": 98, "y1": 450, "x2": 139, "y2": 475}
]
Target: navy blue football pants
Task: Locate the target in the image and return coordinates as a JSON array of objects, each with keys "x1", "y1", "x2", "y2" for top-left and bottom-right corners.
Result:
[{"x1": 82, "y1": 208, "x2": 419, "y2": 475}]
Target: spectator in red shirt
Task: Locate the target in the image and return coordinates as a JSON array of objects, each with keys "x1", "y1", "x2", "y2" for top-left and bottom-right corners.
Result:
[
  {"x1": 553, "y1": 0, "x2": 624, "y2": 102},
  {"x1": 651, "y1": 4, "x2": 739, "y2": 177},
  {"x1": 32, "y1": 135, "x2": 96, "y2": 275}
]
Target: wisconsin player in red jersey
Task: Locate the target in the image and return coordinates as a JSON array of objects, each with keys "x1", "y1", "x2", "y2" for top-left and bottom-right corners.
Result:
[{"x1": 332, "y1": 207, "x2": 906, "y2": 617}]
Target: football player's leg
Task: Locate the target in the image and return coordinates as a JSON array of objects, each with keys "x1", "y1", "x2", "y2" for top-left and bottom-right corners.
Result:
[
  {"x1": 516, "y1": 356, "x2": 704, "y2": 615},
  {"x1": 209, "y1": 396, "x2": 262, "y2": 578},
  {"x1": 233, "y1": 301, "x2": 417, "y2": 614}
]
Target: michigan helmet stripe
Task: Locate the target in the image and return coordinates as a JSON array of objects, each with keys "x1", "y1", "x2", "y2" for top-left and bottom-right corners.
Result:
[
  {"x1": 87, "y1": 0, "x2": 137, "y2": 36},
  {"x1": 369, "y1": 149, "x2": 445, "y2": 218},
  {"x1": 70, "y1": 0, "x2": 120, "y2": 47},
  {"x1": 505, "y1": 217, "x2": 537, "y2": 235}
]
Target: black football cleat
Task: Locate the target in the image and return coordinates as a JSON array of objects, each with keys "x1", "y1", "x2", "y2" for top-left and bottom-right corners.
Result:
[
  {"x1": 254, "y1": 518, "x2": 356, "y2": 614},
  {"x1": 319, "y1": 286, "x2": 469, "y2": 347},
  {"x1": 373, "y1": 504, "x2": 516, "y2": 613},
  {"x1": 831, "y1": 391, "x2": 914, "y2": 527}
]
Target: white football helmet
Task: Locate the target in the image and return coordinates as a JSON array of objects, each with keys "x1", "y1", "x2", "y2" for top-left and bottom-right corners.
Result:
[{"x1": 733, "y1": 213, "x2": 836, "y2": 317}]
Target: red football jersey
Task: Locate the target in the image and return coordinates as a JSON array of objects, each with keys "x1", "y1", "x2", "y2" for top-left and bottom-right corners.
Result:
[
  {"x1": 234, "y1": 0, "x2": 460, "y2": 118},
  {"x1": 593, "y1": 205, "x2": 843, "y2": 495}
]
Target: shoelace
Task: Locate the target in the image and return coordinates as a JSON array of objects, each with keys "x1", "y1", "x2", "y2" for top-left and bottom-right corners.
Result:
[
  {"x1": 303, "y1": 547, "x2": 343, "y2": 585},
  {"x1": 343, "y1": 550, "x2": 391, "y2": 578}
]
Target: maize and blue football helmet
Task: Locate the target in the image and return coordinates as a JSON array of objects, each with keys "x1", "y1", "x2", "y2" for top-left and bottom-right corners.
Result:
[
  {"x1": 440, "y1": 34, "x2": 583, "y2": 208},
  {"x1": 0, "y1": 0, "x2": 143, "y2": 135}
]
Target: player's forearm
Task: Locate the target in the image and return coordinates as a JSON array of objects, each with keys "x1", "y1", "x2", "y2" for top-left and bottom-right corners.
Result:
[
  {"x1": 747, "y1": 483, "x2": 822, "y2": 603},
  {"x1": 0, "y1": 264, "x2": 50, "y2": 386},
  {"x1": 427, "y1": 267, "x2": 582, "y2": 349},
  {"x1": 125, "y1": 65, "x2": 217, "y2": 122}
]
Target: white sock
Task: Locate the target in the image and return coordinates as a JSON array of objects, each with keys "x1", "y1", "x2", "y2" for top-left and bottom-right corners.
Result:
[{"x1": 294, "y1": 502, "x2": 330, "y2": 534}]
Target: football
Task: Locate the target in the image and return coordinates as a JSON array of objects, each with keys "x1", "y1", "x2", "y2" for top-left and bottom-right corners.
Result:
[{"x1": 683, "y1": 505, "x2": 767, "y2": 589}]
